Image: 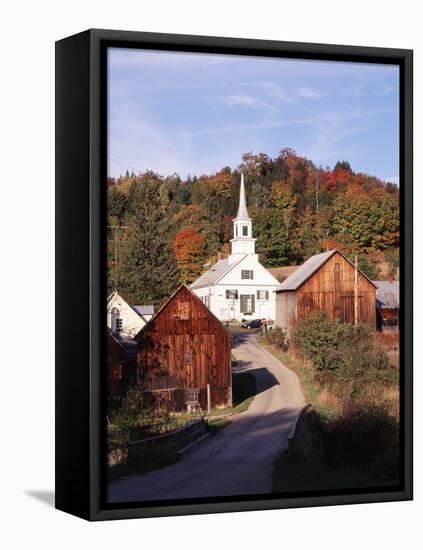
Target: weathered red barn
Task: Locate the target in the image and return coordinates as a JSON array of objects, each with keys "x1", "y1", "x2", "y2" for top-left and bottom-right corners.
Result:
[
  {"x1": 135, "y1": 284, "x2": 232, "y2": 412},
  {"x1": 275, "y1": 250, "x2": 377, "y2": 336}
]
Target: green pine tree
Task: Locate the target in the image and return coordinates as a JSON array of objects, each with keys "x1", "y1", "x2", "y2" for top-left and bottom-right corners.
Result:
[{"x1": 118, "y1": 179, "x2": 179, "y2": 306}]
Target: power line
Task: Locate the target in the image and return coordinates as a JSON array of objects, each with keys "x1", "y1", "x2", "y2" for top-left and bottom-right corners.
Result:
[{"x1": 108, "y1": 156, "x2": 144, "y2": 175}]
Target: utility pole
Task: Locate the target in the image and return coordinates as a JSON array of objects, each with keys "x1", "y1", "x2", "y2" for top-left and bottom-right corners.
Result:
[
  {"x1": 207, "y1": 383, "x2": 211, "y2": 417},
  {"x1": 203, "y1": 262, "x2": 215, "y2": 310},
  {"x1": 107, "y1": 225, "x2": 128, "y2": 290},
  {"x1": 316, "y1": 168, "x2": 320, "y2": 215},
  {"x1": 354, "y1": 255, "x2": 359, "y2": 326}
]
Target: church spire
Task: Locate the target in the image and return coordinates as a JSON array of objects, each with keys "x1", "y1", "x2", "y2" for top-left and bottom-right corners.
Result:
[
  {"x1": 228, "y1": 173, "x2": 256, "y2": 263},
  {"x1": 236, "y1": 173, "x2": 251, "y2": 220}
]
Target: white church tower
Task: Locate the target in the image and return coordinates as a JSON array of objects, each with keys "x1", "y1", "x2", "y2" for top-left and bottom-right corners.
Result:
[
  {"x1": 229, "y1": 173, "x2": 257, "y2": 263},
  {"x1": 191, "y1": 174, "x2": 280, "y2": 322}
]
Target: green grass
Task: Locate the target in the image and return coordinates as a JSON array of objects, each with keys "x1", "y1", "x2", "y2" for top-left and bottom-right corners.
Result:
[
  {"x1": 258, "y1": 339, "x2": 338, "y2": 420},
  {"x1": 208, "y1": 417, "x2": 232, "y2": 434}
]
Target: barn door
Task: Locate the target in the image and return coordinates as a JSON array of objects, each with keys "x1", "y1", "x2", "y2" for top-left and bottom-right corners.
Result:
[{"x1": 334, "y1": 293, "x2": 354, "y2": 323}]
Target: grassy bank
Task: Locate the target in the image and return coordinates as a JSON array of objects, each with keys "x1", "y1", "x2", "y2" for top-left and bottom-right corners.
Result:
[
  {"x1": 260, "y1": 313, "x2": 400, "y2": 490},
  {"x1": 273, "y1": 450, "x2": 394, "y2": 494}
]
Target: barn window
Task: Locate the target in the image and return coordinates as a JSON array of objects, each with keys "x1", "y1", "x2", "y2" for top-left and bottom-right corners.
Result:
[
  {"x1": 257, "y1": 290, "x2": 269, "y2": 300},
  {"x1": 334, "y1": 262, "x2": 340, "y2": 272},
  {"x1": 226, "y1": 289, "x2": 239, "y2": 300},
  {"x1": 241, "y1": 269, "x2": 254, "y2": 280},
  {"x1": 242, "y1": 225, "x2": 249, "y2": 236},
  {"x1": 176, "y1": 301, "x2": 190, "y2": 320},
  {"x1": 240, "y1": 294, "x2": 255, "y2": 313}
]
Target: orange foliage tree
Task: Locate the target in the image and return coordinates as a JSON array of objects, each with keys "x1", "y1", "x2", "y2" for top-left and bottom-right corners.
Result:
[{"x1": 173, "y1": 228, "x2": 207, "y2": 284}]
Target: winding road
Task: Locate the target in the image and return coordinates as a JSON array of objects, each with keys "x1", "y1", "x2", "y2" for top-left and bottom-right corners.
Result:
[{"x1": 108, "y1": 331, "x2": 305, "y2": 503}]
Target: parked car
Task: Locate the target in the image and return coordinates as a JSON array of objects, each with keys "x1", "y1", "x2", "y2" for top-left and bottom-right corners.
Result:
[{"x1": 241, "y1": 319, "x2": 262, "y2": 329}]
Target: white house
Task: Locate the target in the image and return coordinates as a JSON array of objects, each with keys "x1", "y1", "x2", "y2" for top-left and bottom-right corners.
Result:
[
  {"x1": 107, "y1": 291, "x2": 154, "y2": 339},
  {"x1": 191, "y1": 174, "x2": 280, "y2": 321}
]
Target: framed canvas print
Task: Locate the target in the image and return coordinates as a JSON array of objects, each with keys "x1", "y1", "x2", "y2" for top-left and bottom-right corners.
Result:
[{"x1": 55, "y1": 29, "x2": 413, "y2": 521}]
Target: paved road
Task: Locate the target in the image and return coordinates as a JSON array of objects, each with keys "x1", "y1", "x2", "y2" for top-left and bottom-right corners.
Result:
[{"x1": 108, "y1": 332, "x2": 305, "y2": 503}]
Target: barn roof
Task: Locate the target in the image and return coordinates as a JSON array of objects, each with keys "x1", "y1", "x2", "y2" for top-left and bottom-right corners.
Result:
[
  {"x1": 132, "y1": 305, "x2": 155, "y2": 317},
  {"x1": 107, "y1": 328, "x2": 138, "y2": 356},
  {"x1": 190, "y1": 255, "x2": 246, "y2": 289},
  {"x1": 373, "y1": 280, "x2": 399, "y2": 309},
  {"x1": 275, "y1": 250, "x2": 337, "y2": 291},
  {"x1": 134, "y1": 284, "x2": 232, "y2": 339},
  {"x1": 275, "y1": 249, "x2": 377, "y2": 292}
]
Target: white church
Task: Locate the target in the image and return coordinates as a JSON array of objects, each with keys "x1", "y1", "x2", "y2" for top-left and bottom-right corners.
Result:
[{"x1": 191, "y1": 174, "x2": 279, "y2": 321}]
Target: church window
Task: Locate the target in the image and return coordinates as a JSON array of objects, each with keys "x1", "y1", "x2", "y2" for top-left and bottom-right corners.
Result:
[
  {"x1": 242, "y1": 225, "x2": 249, "y2": 236},
  {"x1": 115, "y1": 318, "x2": 123, "y2": 333},
  {"x1": 241, "y1": 269, "x2": 253, "y2": 280},
  {"x1": 226, "y1": 290, "x2": 239, "y2": 300},
  {"x1": 257, "y1": 290, "x2": 269, "y2": 300}
]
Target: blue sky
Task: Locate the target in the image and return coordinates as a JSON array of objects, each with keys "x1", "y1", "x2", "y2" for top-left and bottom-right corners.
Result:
[{"x1": 108, "y1": 48, "x2": 399, "y2": 183}]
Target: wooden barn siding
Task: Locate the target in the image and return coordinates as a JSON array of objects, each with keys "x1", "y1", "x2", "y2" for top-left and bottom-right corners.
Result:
[
  {"x1": 297, "y1": 252, "x2": 376, "y2": 329},
  {"x1": 137, "y1": 286, "x2": 231, "y2": 410}
]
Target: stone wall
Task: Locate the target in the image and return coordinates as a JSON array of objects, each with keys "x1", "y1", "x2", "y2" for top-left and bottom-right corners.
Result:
[
  {"x1": 287, "y1": 404, "x2": 325, "y2": 464},
  {"x1": 127, "y1": 419, "x2": 208, "y2": 468}
]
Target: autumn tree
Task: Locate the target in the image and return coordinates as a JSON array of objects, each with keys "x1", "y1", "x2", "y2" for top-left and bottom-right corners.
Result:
[
  {"x1": 252, "y1": 208, "x2": 290, "y2": 266},
  {"x1": 271, "y1": 180, "x2": 298, "y2": 239},
  {"x1": 331, "y1": 189, "x2": 380, "y2": 253},
  {"x1": 173, "y1": 228, "x2": 207, "y2": 284},
  {"x1": 108, "y1": 147, "x2": 400, "y2": 293},
  {"x1": 293, "y1": 206, "x2": 319, "y2": 260}
]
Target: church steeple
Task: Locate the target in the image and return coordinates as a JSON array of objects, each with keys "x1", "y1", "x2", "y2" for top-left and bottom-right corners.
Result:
[
  {"x1": 228, "y1": 174, "x2": 256, "y2": 263},
  {"x1": 236, "y1": 173, "x2": 250, "y2": 220}
]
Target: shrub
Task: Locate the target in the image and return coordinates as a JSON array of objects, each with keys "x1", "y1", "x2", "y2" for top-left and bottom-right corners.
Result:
[
  {"x1": 292, "y1": 312, "x2": 395, "y2": 387},
  {"x1": 263, "y1": 326, "x2": 288, "y2": 351},
  {"x1": 324, "y1": 404, "x2": 399, "y2": 479},
  {"x1": 292, "y1": 312, "x2": 347, "y2": 371}
]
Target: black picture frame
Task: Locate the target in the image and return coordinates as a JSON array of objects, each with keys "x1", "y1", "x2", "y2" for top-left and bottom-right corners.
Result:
[{"x1": 55, "y1": 28, "x2": 413, "y2": 521}]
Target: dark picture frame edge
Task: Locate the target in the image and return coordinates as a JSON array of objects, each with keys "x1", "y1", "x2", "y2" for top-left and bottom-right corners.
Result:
[{"x1": 55, "y1": 28, "x2": 413, "y2": 521}]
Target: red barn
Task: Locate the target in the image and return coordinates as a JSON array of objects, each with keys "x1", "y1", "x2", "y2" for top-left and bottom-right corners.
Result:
[
  {"x1": 275, "y1": 250, "x2": 377, "y2": 337},
  {"x1": 135, "y1": 284, "x2": 232, "y2": 412}
]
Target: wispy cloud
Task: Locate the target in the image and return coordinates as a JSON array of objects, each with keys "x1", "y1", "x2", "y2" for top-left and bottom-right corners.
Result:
[
  {"x1": 298, "y1": 86, "x2": 325, "y2": 99},
  {"x1": 108, "y1": 48, "x2": 399, "y2": 180},
  {"x1": 223, "y1": 95, "x2": 264, "y2": 108}
]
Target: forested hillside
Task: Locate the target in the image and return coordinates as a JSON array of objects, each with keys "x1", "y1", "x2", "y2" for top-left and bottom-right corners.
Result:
[{"x1": 107, "y1": 148, "x2": 399, "y2": 305}]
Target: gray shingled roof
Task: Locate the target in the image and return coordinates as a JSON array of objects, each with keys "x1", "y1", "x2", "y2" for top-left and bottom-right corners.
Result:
[
  {"x1": 132, "y1": 305, "x2": 155, "y2": 316},
  {"x1": 374, "y1": 281, "x2": 399, "y2": 309},
  {"x1": 275, "y1": 250, "x2": 337, "y2": 291},
  {"x1": 190, "y1": 256, "x2": 246, "y2": 289}
]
